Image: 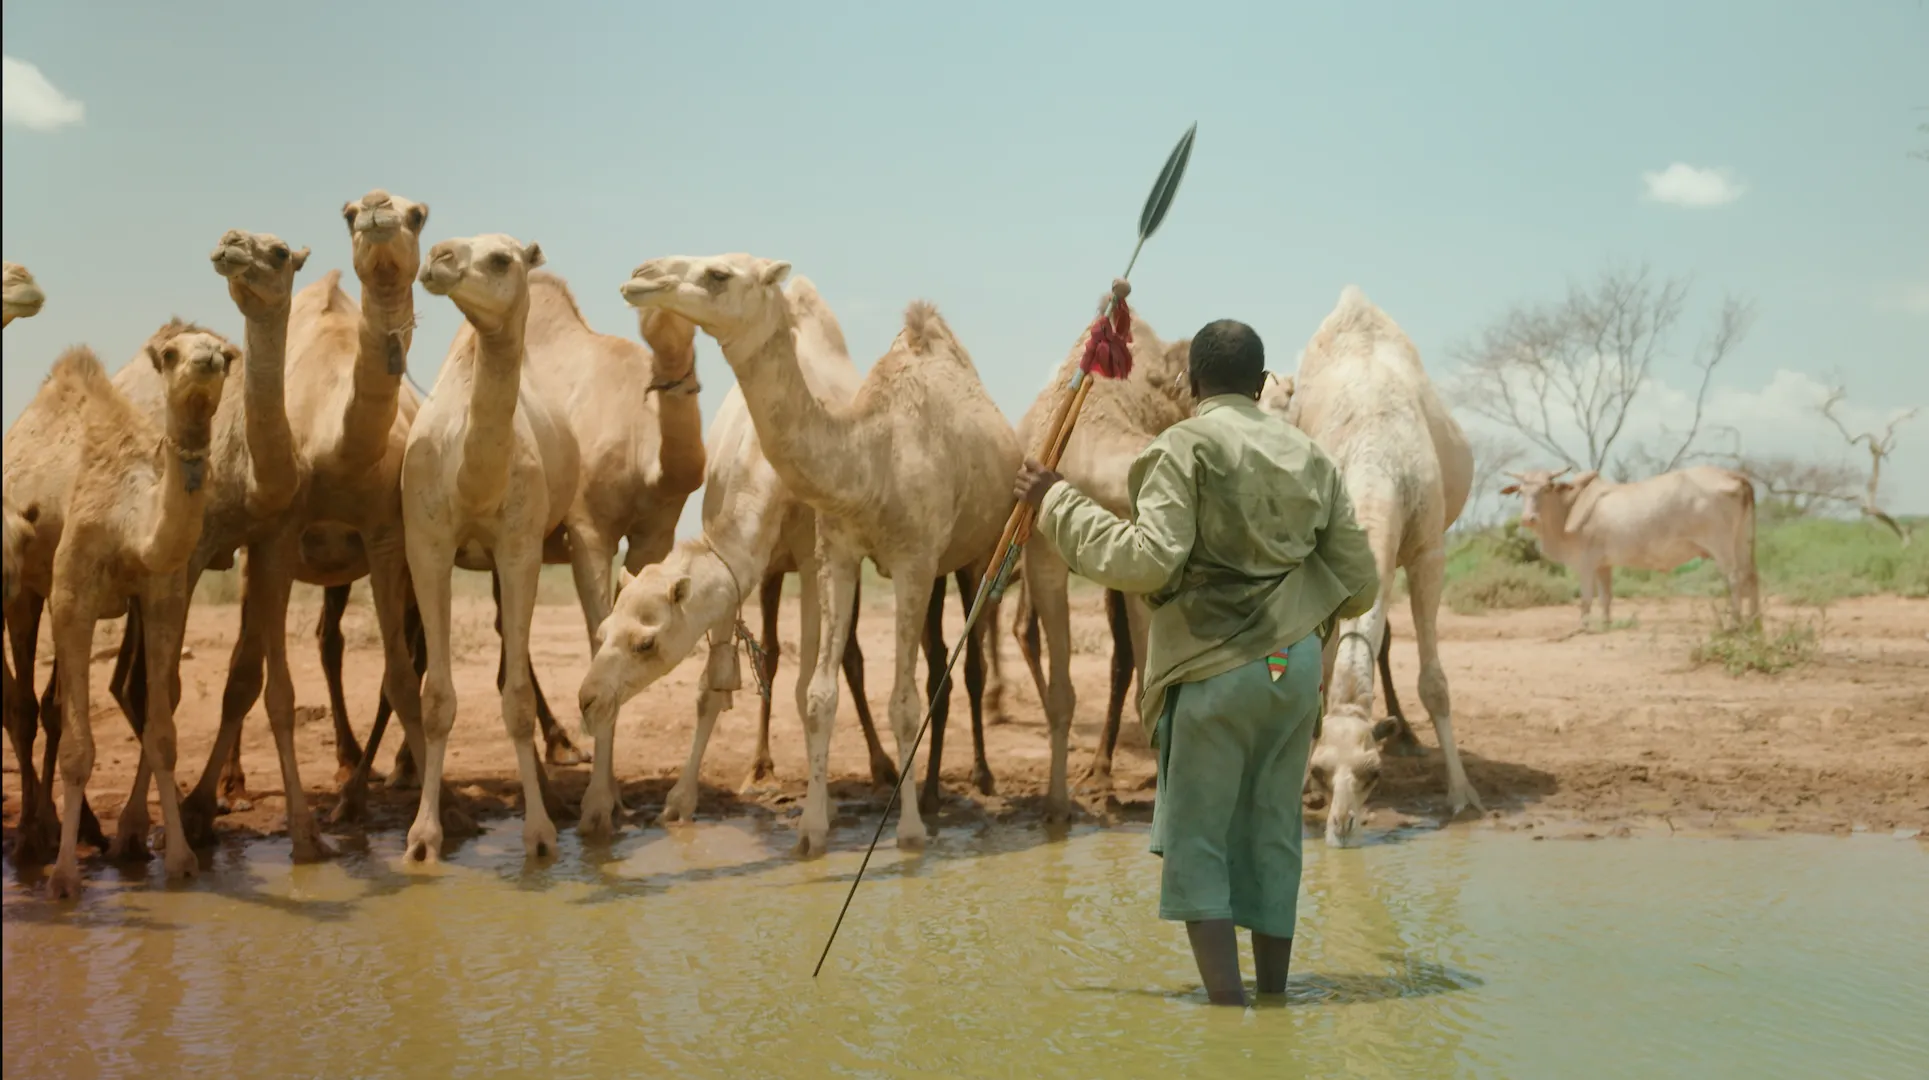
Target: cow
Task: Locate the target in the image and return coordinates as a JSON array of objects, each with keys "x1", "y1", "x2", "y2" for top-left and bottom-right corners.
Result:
[{"x1": 1499, "y1": 465, "x2": 1761, "y2": 628}]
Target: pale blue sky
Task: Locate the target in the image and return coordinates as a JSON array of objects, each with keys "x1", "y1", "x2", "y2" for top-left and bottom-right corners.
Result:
[{"x1": 5, "y1": 1, "x2": 1926, "y2": 528}]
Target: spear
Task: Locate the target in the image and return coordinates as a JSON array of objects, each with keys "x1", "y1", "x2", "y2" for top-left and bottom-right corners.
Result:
[{"x1": 812, "y1": 121, "x2": 1197, "y2": 979}]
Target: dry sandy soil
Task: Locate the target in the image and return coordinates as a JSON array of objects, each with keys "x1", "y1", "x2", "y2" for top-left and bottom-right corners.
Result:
[{"x1": 4, "y1": 585, "x2": 1926, "y2": 859}]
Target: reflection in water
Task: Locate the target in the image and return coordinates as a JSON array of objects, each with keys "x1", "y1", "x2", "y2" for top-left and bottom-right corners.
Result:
[{"x1": 4, "y1": 823, "x2": 1926, "y2": 1078}]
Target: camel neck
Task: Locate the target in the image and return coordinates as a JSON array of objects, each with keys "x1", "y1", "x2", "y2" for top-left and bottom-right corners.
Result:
[
  {"x1": 338, "y1": 281, "x2": 413, "y2": 475},
  {"x1": 641, "y1": 309, "x2": 706, "y2": 496},
  {"x1": 241, "y1": 305, "x2": 300, "y2": 516},
  {"x1": 454, "y1": 315, "x2": 528, "y2": 514},
  {"x1": 720, "y1": 314, "x2": 869, "y2": 513},
  {"x1": 139, "y1": 434, "x2": 213, "y2": 574}
]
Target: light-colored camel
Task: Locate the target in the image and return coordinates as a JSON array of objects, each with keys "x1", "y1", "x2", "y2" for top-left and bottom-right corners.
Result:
[
  {"x1": 579, "y1": 276, "x2": 910, "y2": 830},
  {"x1": 622, "y1": 254, "x2": 1020, "y2": 855},
  {"x1": 96, "y1": 231, "x2": 317, "y2": 861},
  {"x1": 169, "y1": 193, "x2": 438, "y2": 851},
  {"x1": 1013, "y1": 313, "x2": 1192, "y2": 817},
  {"x1": 3, "y1": 261, "x2": 46, "y2": 326},
  {"x1": 1500, "y1": 465, "x2": 1760, "y2": 627},
  {"x1": 4, "y1": 327, "x2": 238, "y2": 895},
  {"x1": 1265, "y1": 285, "x2": 1479, "y2": 846},
  {"x1": 403, "y1": 233, "x2": 577, "y2": 863}
]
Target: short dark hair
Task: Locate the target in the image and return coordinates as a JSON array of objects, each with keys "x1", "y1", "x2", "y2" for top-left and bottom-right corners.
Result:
[{"x1": 1188, "y1": 319, "x2": 1266, "y2": 396}]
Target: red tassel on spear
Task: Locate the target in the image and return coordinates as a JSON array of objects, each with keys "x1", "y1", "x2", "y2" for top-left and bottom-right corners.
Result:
[{"x1": 813, "y1": 122, "x2": 1198, "y2": 979}]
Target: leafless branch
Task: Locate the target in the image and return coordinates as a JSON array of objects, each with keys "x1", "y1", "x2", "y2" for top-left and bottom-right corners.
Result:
[
  {"x1": 1734, "y1": 455, "x2": 1861, "y2": 516},
  {"x1": 1450, "y1": 265, "x2": 1748, "y2": 474},
  {"x1": 1817, "y1": 382, "x2": 1921, "y2": 544}
]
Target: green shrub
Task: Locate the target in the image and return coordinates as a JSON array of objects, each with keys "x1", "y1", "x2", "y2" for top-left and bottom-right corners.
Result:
[
  {"x1": 1690, "y1": 617, "x2": 1821, "y2": 676},
  {"x1": 1444, "y1": 562, "x2": 1576, "y2": 614}
]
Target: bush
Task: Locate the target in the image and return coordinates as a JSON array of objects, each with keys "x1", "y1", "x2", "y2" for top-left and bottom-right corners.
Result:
[
  {"x1": 1444, "y1": 562, "x2": 1576, "y2": 614},
  {"x1": 1690, "y1": 617, "x2": 1821, "y2": 676}
]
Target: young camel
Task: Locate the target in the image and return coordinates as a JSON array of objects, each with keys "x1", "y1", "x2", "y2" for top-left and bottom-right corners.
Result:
[
  {"x1": 621, "y1": 254, "x2": 1019, "y2": 855},
  {"x1": 7, "y1": 328, "x2": 238, "y2": 896},
  {"x1": 578, "y1": 276, "x2": 910, "y2": 834},
  {"x1": 1268, "y1": 286, "x2": 1480, "y2": 846},
  {"x1": 1013, "y1": 312, "x2": 1192, "y2": 814},
  {"x1": 403, "y1": 233, "x2": 577, "y2": 863},
  {"x1": 3, "y1": 261, "x2": 46, "y2": 326}
]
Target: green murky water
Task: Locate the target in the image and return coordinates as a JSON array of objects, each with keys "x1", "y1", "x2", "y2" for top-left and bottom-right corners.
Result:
[{"x1": 4, "y1": 821, "x2": 1925, "y2": 1079}]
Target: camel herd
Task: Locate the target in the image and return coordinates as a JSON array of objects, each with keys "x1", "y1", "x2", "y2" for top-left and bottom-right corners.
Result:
[{"x1": 1, "y1": 192, "x2": 1765, "y2": 897}]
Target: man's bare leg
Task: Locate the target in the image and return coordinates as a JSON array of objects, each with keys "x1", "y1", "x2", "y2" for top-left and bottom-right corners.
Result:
[
  {"x1": 1185, "y1": 919, "x2": 1246, "y2": 1006},
  {"x1": 1253, "y1": 932, "x2": 1292, "y2": 995}
]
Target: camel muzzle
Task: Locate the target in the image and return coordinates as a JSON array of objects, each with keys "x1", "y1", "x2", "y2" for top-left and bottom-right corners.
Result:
[{"x1": 619, "y1": 279, "x2": 672, "y2": 306}]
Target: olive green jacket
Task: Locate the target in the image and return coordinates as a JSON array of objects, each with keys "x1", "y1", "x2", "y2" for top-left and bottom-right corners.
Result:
[{"x1": 1035, "y1": 394, "x2": 1379, "y2": 742}]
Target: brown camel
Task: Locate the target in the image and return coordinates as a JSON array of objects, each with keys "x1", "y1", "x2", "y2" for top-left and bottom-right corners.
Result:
[
  {"x1": 5, "y1": 326, "x2": 238, "y2": 896},
  {"x1": 3, "y1": 261, "x2": 46, "y2": 326}
]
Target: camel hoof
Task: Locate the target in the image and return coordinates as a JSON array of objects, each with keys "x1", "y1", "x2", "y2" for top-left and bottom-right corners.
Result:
[
  {"x1": 524, "y1": 819, "x2": 560, "y2": 860},
  {"x1": 579, "y1": 800, "x2": 618, "y2": 841},
  {"x1": 739, "y1": 761, "x2": 779, "y2": 794},
  {"x1": 1076, "y1": 760, "x2": 1114, "y2": 790},
  {"x1": 107, "y1": 824, "x2": 154, "y2": 864},
  {"x1": 290, "y1": 824, "x2": 336, "y2": 864},
  {"x1": 917, "y1": 790, "x2": 941, "y2": 818},
  {"x1": 386, "y1": 750, "x2": 422, "y2": 791},
  {"x1": 793, "y1": 830, "x2": 830, "y2": 859},
  {"x1": 163, "y1": 846, "x2": 200, "y2": 882},
  {"x1": 180, "y1": 796, "x2": 220, "y2": 849},
  {"x1": 867, "y1": 761, "x2": 900, "y2": 790},
  {"x1": 1382, "y1": 728, "x2": 1425, "y2": 758},
  {"x1": 332, "y1": 763, "x2": 358, "y2": 787},
  {"x1": 657, "y1": 791, "x2": 697, "y2": 825},
  {"x1": 328, "y1": 784, "x2": 368, "y2": 826},
  {"x1": 46, "y1": 865, "x2": 83, "y2": 901},
  {"x1": 972, "y1": 768, "x2": 997, "y2": 797},
  {"x1": 895, "y1": 828, "x2": 928, "y2": 852},
  {"x1": 403, "y1": 825, "x2": 443, "y2": 865}
]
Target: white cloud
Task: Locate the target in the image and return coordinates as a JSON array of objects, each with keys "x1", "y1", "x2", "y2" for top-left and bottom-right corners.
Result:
[
  {"x1": 2, "y1": 55, "x2": 85, "y2": 132},
  {"x1": 1640, "y1": 163, "x2": 1744, "y2": 208}
]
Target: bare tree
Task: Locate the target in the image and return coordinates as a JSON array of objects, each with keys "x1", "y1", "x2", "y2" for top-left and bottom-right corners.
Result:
[
  {"x1": 1818, "y1": 383, "x2": 1919, "y2": 544},
  {"x1": 1734, "y1": 455, "x2": 1862, "y2": 517},
  {"x1": 1451, "y1": 265, "x2": 1753, "y2": 475}
]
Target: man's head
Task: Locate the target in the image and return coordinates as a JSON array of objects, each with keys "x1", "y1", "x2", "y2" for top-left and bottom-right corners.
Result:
[{"x1": 1188, "y1": 319, "x2": 1266, "y2": 400}]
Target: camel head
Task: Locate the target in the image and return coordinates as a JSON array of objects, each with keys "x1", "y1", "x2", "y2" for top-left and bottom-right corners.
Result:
[
  {"x1": 578, "y1": 549, "x2": 706, "y2": 728},
  {"x1": 144, "y1": 319, "x2": 240, "y2": 468},
  {"x1": 1308, "y1": 703, "x2": 1399, "y2": 847},
  {"x1": 420, "y1": 234, "x2": 543, "y2": 334},
  {"x1": 210, "y1": 230, "x2": 310, "y2": 322},
  {"x1": 2, "y1": 497, "x2": 37, "y2": 606},
  {"x1": 1257, "y1": 371, "x2": 1296, "y2": 418},
  {"x1": 342, "y1": 189, "x2": 428, "y2": 301},
  {"x1": 1499, "y1": 467, "x2": 1597, "y2": 528},
  {"x1": 2, "y1": 261, "x2": 45, "y2": 325},
  {"x1": 620, "y1": 253, "x2": 792, "y2": 353}
]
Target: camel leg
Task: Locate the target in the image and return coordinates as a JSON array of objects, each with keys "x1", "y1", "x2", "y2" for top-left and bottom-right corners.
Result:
[
  {"x1": 918, "y1": 576, "x2": 952, "y2": 817},
  {"x1": 1408, "y1": 547, "x2": 1480, "y2": 816},
  {"x1": 46, "y1": 597, "x2": 96, "y2": 900},
  {"x1": 138, "y1": 586, "x2": 199, "y2": 880},
  {"x1": 488, "y1": 572, "x2": 574, "y2": 823},
  {"x1": 842, "y1": 577, "x2": 898, "y2": 789},
  {"x1": 743, "y1": 573, "x2": 782, "y2": 789},
  {"x1": 251, "y1": 538, "x2": 332, "y2": 862},
  {"x1": 5, "y1": 596, "x2": 54, "y2": 864},
  {"x1": 1014, "y1": 582, "x2": 1048, "y2": 709},
  {"x1": 402, "y1": 530, "x2": 461, "y2": 865},
  {"x1": 496, "y1": 545, "x2": 559, "y2": 860},
  {"x1": 1379, "y1": 618, "x2": 1425, "y2": 757},
  {"x1": 34, "y1": 664, "x2": 71, "y2": 860},
  {"x1": 796, "y1": 547, "x2": 857, "y2": 857},
  {"x1": 1082, "y1": 589, "x2": 1135, "y2": 788},
  {"x1": 333, "y1": 569, "x2": 431, "y2": 824},
  {"x1": 1027, "y1": 539, "x2": 1078, "y2": 821},
  {"x1": 980, "y1": 582, "x2": 1008, "y2": 723},
  {"x1": 317, "y1": 584, "x2": 363, "y2": 784},
  {"x1": 362, "y1": 539, "x2": 431, "y2": 796},
  {"x1": 183, "y1": 552, "x2": 273, "y2": 843},
  {"x1": 103, "y1": 602, "x2": 157, "y2": 862},
  {"x1": 887, "y1": 559, "x2": 940, "y2": 849},
  {"x1": 956, "y1": 566, "x2": 995, "y2": 797},
  {"x1": 664, "y1": 637, "x2": 735, "y2": 825}
]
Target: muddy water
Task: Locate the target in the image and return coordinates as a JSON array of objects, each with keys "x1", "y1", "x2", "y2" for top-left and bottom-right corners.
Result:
[{"x1": 3, "y1": 822, "x2": 1924, "y2": 1079}]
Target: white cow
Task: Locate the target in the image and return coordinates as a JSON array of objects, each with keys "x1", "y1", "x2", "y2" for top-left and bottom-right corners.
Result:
[{"x1": 1499, "y1": 466, "x2": 1761, "y2": 627}]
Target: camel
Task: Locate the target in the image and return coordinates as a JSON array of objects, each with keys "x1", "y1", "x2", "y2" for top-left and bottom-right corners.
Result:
[
  {"x1": 578, "y1": 276, "x2": 919, "y2": 831},
  {"x1": 3, "y1": 261, "x2": 45, "y2": 326},
  {"x1": 1267, "y1": 286, "x2": 1480, "y2": 846},
  {"x1": 621, "y1": 254, "x2": 1020, "y2": 855},
  {"x1": 402, "y1": 233, "x2": 577, "y2": 863},
  {"x1": 1011, "y1": 313, "x2": 1193, "y2": 817},
  {"x1": 4, "y1": 231, "x2": 311, "y2": 867},
  {"x1": 4, "y1": 325, "x2": 238, "y2": 896}
]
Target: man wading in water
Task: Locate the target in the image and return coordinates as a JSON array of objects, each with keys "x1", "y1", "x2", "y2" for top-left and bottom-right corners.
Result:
[{"x1": 1014, "y1": 318, "x2": 1378, "y2": 1007}]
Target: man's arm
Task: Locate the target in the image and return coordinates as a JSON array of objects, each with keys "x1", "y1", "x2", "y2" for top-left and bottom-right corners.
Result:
[
  {"x1": 1030, "y1": 445, "x2": 1197, "y2": 596},
  {"x1": 1316, "y1": 470, "x2": 1380, "y2": 620}
]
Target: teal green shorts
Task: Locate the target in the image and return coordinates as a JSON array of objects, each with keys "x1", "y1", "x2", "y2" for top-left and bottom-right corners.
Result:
[{"x1": 1149, "y1": 633, "x2": 1320, "y2": 937}]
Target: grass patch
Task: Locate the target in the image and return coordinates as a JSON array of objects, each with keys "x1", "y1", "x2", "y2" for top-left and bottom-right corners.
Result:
[
  {"x1": 1690, "y1": 616, "x2": 1822, "y2": 676},
  {"x1": 1444, "y1": 562, "x2": 1575, "y2": 614}
]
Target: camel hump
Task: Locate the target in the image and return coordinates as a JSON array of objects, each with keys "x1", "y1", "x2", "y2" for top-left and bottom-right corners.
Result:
[
  {"x1": 295, "y1": 268, "x2": 352, "y2": 316},
  {"x1": 527, "y1": 269, "x2": 589, "y2": 324},
  {"x1": 1338, "y1": 284, "x2": 1371, "y2": 310},
  {"x1": 899, "y1": 300, "x2": 953, "y2": 355},
  {"x1": 785, "y1": 275, "x2": 829, "y2": 317},
  {"x1": 46, "y1": 344, "x2": 108, "y2": 392}
]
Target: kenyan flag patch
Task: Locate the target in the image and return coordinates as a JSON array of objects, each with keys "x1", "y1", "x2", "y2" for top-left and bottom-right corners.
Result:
[{"x1": 1266, "y1": 648, "x2": 1291, "y2": 682}]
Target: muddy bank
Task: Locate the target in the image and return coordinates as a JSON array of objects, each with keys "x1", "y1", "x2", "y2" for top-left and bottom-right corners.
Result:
[{"x1": 4, "y1": 590, "x2": 1925, "y2": 855}]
